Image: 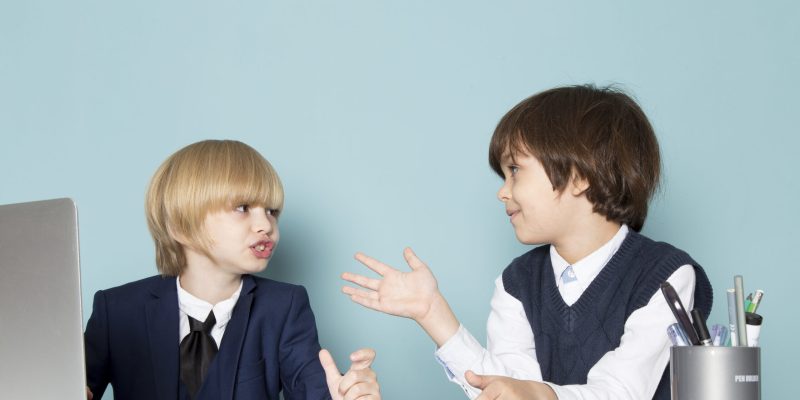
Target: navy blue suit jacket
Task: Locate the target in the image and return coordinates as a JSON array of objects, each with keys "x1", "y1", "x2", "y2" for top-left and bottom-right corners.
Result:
[{"x1": 84, "y1": 275, "x2": 331, "y2": 400}]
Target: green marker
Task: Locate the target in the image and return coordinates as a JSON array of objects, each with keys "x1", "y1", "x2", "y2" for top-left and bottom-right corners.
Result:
[{"x1": 747, "y1": 289, "x2": 764, "y2": 313}]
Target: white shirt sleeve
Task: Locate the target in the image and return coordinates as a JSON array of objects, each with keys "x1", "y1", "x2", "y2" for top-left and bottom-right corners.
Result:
[
  {"x1": 435, "y1": 276, "x2": 543, "y2": 399},
  {"x1": 546, "y1": 264, "x2": 697, "y2": 400}
]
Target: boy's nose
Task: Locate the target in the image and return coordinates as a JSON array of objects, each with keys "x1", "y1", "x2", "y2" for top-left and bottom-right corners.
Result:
[
  {"x1": 252, "y1": 208, "x2": 273, "y2": 234},
  {"x1": 497, "y1": 181, "x2": 511, "y2": 202}
]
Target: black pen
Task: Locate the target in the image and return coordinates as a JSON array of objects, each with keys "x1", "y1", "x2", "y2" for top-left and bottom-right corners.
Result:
[
  {"x1": 660, "y1": 282, "x2": 700, "y2": 345},
  {"x1": 691, "y1": 309, "x2": 712, "y2": 346}
]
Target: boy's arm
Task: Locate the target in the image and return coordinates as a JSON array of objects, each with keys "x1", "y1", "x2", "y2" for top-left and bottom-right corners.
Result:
[
  {"x1": 342, "y1": 247, "x2": 459, "y2": 346},
  {"x1": 84, "y1": 291, "x2": 112, "y2": 399},
  {"x1": 434, "y1": 277, "x2": 542, "y2": 398},
  {"x1": 278, "y1": 286, "x2": 330, "y2": 399},
  {"x1": 443, "y1": 266, "x2": 696, "y2": 400},
  {"x1": 279, "y1": 287, "x2": 381, "y2": 400}
]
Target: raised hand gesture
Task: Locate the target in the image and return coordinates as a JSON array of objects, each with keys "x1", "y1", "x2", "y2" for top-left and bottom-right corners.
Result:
[{"x1": 342, "y1": 247, "x2": 460, "y2": 346}]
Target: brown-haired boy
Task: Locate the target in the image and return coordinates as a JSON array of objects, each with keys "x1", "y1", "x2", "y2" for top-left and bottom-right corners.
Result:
[{"x1": 342, "y1": 85, "x2": 712, "y2": 399}]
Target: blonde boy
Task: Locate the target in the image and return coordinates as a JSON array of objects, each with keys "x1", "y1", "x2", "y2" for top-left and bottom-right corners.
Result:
[{"x1": 85, "y1": 140, "x2": 380, "y2": 400}]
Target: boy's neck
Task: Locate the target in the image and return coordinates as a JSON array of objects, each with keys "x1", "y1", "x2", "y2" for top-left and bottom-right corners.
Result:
[
  {"x1": 552, "y1": 217, "x2": 622, "y2": 265},
  {"x1": 179, "y1": 261, "x2": 243, "y2": 305}
]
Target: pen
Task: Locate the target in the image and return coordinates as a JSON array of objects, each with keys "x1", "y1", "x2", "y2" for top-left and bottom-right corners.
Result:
[
  {"x1": 691, "y1": 309, "x2": 712, "y2": 346},
  {"x1": 710, "y1": 324, "x2": 729, "y2": 347},
  {"x1": 727, "y1": 289, "x2": 738, "y2": 346},
  {"x1": 661, "y1": 282, "x2": 700, "y2": 345},
  {"x1": 747, "y1": 289, "x2": 764, "y2": 313},
  {"x1": 667, "y1": 323, "x2": 690, "y2": 346},
  {"x1": 734, "y1": 275, "x2": 748, "y2": 346}
]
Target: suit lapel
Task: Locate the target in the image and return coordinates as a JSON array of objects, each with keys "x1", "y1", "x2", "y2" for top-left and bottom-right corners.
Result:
[
  {"x1": 145, "y1": 276, "x2": 180, "y2": 400},
  {"x1": 216, "y1": 275, "x2": 257, "y2": 399}
]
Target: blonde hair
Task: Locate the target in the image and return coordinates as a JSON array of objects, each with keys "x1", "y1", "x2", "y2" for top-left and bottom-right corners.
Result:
[{"x1": 145, "y1": 140, "x2": 284, "y2": 276}]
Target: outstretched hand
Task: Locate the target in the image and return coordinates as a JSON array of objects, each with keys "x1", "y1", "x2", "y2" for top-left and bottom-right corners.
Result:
[
  {"x1": 466, "y1": 371, "x2": 556, "y2": 400},
  {"x1": 320, "y1": 348, "x2": 380, "y2": 400},
  {"x1": 342, "y1": 247, "x2": 440, "y2": 321}
]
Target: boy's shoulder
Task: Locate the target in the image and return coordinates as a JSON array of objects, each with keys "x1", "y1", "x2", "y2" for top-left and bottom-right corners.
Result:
[
  {"x1": 99, "y1": 275, "x2": 172, "y2": 296},
  {"x1": 247, "y1": 275, "x2": 306, "y2": 295},
  {"x1": 504, "y1": 244, "x2": 551, "y2": 273},
  {"x1": 244, "y1": 275, "x2": 314, "y2": 305}
]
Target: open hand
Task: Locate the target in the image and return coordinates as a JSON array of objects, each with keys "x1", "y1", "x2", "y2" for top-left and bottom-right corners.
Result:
[
  {"x1": 466, "y1": 370, "x2": 556, "y2": 400},
  {"x1": 320, "y1": 348, "x2": 380, "y2": 400},
  {"x1": 342, "y1": 247, "x2": 440, "y2": 321}
]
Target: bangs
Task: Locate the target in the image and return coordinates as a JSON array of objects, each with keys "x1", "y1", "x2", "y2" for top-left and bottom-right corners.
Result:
[
  {"x1": 488, "y1": 99, "x2": 539, "y2": 177},
  {"x1": 198, "y1": 142, "x2": 284, "y2": 215}
]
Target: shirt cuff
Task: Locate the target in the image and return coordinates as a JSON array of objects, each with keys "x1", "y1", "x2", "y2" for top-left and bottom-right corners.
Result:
[{"x1": 434, "y1": 324, "x2": 484, "y2": 399}]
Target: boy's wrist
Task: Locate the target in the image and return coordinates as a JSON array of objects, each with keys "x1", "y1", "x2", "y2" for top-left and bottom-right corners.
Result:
[{"x1": 417, "y1": 293, "x2": 460, "y2": 347}]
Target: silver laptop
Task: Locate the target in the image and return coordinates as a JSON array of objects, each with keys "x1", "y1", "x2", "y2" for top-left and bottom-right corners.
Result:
[{"x1": 0, "y1": 198, "x2": 86, "y2": 399}]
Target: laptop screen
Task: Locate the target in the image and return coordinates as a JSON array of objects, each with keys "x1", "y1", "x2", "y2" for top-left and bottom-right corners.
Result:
[{"x1": 0, "y1": 198, "x2": 87, "y2": 399}]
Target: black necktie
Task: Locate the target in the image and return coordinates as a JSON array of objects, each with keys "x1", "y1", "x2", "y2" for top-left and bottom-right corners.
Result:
[{"x1": 180, "y1": 311, "x2": 218, "y2": 399}]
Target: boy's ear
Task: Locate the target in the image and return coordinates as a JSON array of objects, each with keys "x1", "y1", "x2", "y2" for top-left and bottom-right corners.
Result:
[
  {"x1": 569, "y1": 173, "x2": 590, "y2": 196},
  {"x1": 167, "y1": 224, "x2": 191, "y2": 247}
]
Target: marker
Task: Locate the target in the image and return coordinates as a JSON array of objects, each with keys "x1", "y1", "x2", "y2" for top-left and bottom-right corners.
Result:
[
  {"x1": 667, "y1": 323, "x2": 690, "y2": 346},
  {"x1": 747, "y1": 289, "x2": 764, "y2": 313},
  {"x1": 745, "y1": 312, "x2": 763, "y2": 347},
  {"x1": 734, "y1": 275, "x2": 748, "y2": 346},
  {"x1": 710, "y1": 324, "x2": 729, "y2": 347},
  {"x1": 727, "y1": 289, "x2": 738, "y2": 346},
  {"x1": 661, "y1": 282, "x2": 700, "y2": 345},
  {"x1": 691, "y1": 309, "x2": 712, "y2": 346}
]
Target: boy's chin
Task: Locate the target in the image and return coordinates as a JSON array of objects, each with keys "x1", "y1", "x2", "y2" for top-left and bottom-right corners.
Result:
[{"x1": 515, "y1": 232, "x2": 548, "y2": 246}]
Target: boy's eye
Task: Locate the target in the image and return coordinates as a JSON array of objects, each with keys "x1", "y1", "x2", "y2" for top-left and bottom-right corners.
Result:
[
  {"x1": 266, "y1": 209, "x2": 279, "y2": 217},
  {"x1": 508, "y1": 165, "x2": 519, "y2": 176},
  {"x1": 235, "y1": 204, "x2": 250, "y2": 213}
]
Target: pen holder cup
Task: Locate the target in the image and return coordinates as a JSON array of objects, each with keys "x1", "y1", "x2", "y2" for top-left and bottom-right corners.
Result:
[{"x1": 670, "y1": 346, "x2": 760, "y2": 400}]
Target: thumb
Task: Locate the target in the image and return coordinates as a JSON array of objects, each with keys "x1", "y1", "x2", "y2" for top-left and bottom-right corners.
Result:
[
  {"x1": 465, "y1": 370, "x2": 493, "y2": 390},
  {"x1": 403, "y1": 247, "x2": 428, "y2": 271},
  {"x1": 319, "y1": 349, "x2": 342, "y2": 388},
  {"x1": 348, "y1": 347, "x2": 376, "y2": 371}
]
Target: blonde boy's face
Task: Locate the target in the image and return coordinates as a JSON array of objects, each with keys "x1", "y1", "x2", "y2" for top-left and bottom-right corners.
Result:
[
  {"x1": 195, "y1": 203, "x2": 280, "y2": 276},
  {"x1": 496, "y1": 151, "x2": 587, "y2": 246}
]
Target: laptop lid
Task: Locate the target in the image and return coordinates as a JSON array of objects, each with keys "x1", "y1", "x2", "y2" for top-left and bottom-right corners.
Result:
[{"x1": 0, "y1": 198, "x2": 86, "y2": 399}]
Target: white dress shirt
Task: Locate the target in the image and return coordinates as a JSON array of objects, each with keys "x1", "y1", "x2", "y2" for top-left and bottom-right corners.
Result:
[
  {"x1": 176, "y1": 276, "x2": 243, "y2": 348},
  {"x1": 435, "y1": 225, "x2": 696, "y2": 399}
]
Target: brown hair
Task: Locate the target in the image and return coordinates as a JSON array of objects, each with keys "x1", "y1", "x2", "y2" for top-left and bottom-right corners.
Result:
[
  {"x1": 145, "y1": 140, "x2": 284, "y2": 276},
  {"x1": 488, "y1": 85, "x2": 660, "y2": 231}
]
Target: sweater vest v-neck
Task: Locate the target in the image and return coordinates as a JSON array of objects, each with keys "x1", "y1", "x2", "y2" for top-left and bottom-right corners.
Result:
[{"x1": 502, "y1": 231, "x2": 713, "y2": 400}]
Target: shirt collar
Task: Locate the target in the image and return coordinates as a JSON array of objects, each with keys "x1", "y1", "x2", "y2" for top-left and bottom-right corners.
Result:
[
  {"x1": 551, "y1": 224, "x2": 629, "y2": 289},
  {"x1": 176, "y1": 276, "x2": 243, "y2": 330}
]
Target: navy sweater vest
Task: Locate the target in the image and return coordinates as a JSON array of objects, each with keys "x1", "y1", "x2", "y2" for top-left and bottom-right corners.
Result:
[{"x1": 502, "y1": 231, "x2": 713, "y2": 400}]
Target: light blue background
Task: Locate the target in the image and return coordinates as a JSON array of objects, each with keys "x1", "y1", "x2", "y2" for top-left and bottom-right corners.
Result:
[{"x1": 2, "y1": 1, "x2": 797, "y2": 398}]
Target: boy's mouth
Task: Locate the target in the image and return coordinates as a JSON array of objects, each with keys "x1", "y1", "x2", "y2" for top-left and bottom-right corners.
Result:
[{"x1": 250, "y1": 241, "x2": 274, "y2": 259}]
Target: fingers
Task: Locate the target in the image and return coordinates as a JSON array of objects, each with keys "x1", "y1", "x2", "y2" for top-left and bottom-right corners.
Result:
[
  {"x1": 341, "y1": 272, "x2": 381, "y2": 291},
  {"x1": 348, "y1": 348, "x2": 376, "y2": 370},
  {"x1": 341, "y1": 380, "x2": 380, "y2": 400},
  {"x1": 344, "y1": 290, "x2": 384, "y2": 312},
  {"x1": 465, "y1": 370, "x2": 489, "y2": 389},
  {"x1": 338, "y1": 368, "x2": 379, "y2": 399},
  {"x1": 354, "y1": 252, "x2": 393, "y2": 276},
  {"x1": 319, "y1": 349, "x2": 342, "y2": 390},
  {"x1": 402, "y1": 247, "x2": 428, "y2": 271},
  {"x1": 469, "y1": 371, "x2": 501, "y2": 400},
  {"x1": 86, "y1": 387, "x2": 93, "y2": 400},
  {"x1": 341, "y1": 286, "x2": 379, "y2": 300}
]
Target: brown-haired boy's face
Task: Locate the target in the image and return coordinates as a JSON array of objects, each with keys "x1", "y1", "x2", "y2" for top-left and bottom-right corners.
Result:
[{"x1": 496, "y1": 151, "x2": 588, "y2": 246}]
